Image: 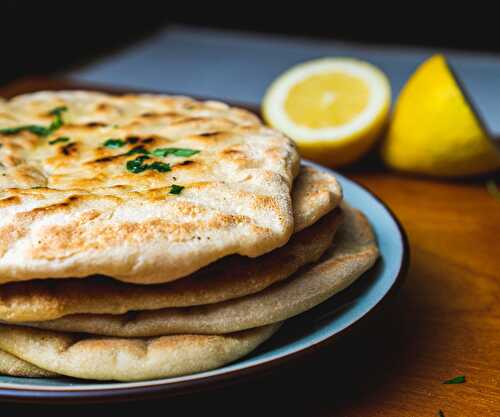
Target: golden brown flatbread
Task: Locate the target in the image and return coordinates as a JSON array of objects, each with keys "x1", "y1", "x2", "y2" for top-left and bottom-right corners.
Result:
[
  {"x1": 0, "y1": 349, "x2": 56, "y2": 378},
  {"x1": 0, "y1": 91, "x2": 299, "y2": 284},
  {"x1": 0, "y1": 166, "x2": 342, "y2": 322},
  {"x1": 0, "y1": 323, "x2": 280, "y2": 381}
]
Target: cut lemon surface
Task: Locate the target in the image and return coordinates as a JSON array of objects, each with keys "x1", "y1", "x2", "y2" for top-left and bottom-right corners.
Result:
[
  {"x1": 262, "y1": 58, "x2": 391, "y2": 167},
  {"x1": 382, "y1": 54, "x2": 500, "y2": 177}
]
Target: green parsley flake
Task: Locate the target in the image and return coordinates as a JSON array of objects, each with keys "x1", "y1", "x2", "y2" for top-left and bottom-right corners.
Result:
[
  {"x1": 48, "y1": 106, "x2": 68, "y2": 116},
  {"x1": 48, "y1": 106, "x2": 67, "y2": 131},
  {"x1": 169, "y1": 184, "x2": 184, "y2": 195},
  {"x1": 104, "y1": 138, "x2": 126, "y2": 148},
  {"x1": 126, "y1": 156, "x2": 171, "y2": 174},
  {"x1": 0, "y1": 126, "x2": 21, "y2": 135},
  {"x1": 149, "y1": 161, "x2": 172, "y2": 173},
  {"x1": 443, "y1": 375, "x2": 465, "y2": 384},
  {"x1": 438, "y1": 410, "x2": 445, "y2": 417},
  {"x1": 0, "y1": 106, "x2": 68, "y2": 137},
  {"x1": 0, "y1": 125, "x2": 50, "y2": 136},
  {"x1": 126, "y1": 155, "x2": 151, "y2": 173},
  {"x1": 49, "y1": 136, "x2": 70, "y2": 145},
  {"x1": 153, "y1": 148, "x2": 200, "y2": 158}
]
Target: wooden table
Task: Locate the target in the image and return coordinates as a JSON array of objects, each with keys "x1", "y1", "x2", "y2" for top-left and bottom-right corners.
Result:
[{"x1": 1, "y1": 78, "x2": 499, "y2": 416}]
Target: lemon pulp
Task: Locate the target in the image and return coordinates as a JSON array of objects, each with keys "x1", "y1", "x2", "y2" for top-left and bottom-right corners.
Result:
[{"x1": 284, "y1": 73, "x2": 370, "y2": 128}]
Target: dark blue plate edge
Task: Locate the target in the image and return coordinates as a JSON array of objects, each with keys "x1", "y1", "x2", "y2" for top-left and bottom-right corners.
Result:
[{"x1": 0, "y1": 170, "x2": 410, "y2": 404}]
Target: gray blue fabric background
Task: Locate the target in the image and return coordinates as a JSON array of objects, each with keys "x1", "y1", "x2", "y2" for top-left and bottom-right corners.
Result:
[{"x1": 71, "y1": 25, "x2": 500, "y2": 136}]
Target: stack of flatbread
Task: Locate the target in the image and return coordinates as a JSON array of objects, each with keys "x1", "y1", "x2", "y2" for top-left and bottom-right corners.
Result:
[{"x1": 0, "y1": 91, "x2": 378, "y2": 381}]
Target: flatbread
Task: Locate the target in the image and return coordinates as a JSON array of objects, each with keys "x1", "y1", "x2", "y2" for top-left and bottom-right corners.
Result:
[
  {"x1": 0, "y1": 349, "x2": 56, "y2": 378},
  {"x1": 292, "y1": 165, "x2": 342, "y2": 232},
  {"x1": 23, "y1": 206, "x2": 378, "y2": 336},
  {"x1": 0, "y1": 323, "x2": 280, "y2": 381},
  {"x1": 0, "y1": 91, "x2": 300, "y2": 284},
  {"x1": 0, "y1": 166, "x2": 342, "y2": 323}
]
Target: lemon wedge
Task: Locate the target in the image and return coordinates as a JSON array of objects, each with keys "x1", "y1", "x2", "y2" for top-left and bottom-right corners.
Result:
[
  {"x1": 382, "y1": 54, "x2": 500, "y2": 177},
  {"x1": 262, "y1": 58, "x2": 391, "y2": 167}
]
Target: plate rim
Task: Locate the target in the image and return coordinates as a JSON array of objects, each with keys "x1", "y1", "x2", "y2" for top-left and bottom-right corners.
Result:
[{"x1": 0, "y1": 161, "x2": 410, "y2": 403}]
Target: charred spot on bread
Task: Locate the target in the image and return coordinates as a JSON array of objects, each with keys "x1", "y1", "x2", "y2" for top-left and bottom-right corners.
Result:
[
  {"x1": 199, "y1": 131, "x2": 223, "y2": 137},
  {"x1": 86, "y1": 122, "x2": 108, "y2": 128},
  {"x1": 60, "y1": 142, "x2": 78, "y2": 156},
  {"x1": 126, "y1": 136, "x2": 140, "y2": 145}
]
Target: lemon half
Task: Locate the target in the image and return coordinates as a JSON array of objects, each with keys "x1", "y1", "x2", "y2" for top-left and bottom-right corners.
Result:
[{"x1": 262, "y1": 58, "x2": 391, "y2": 167}]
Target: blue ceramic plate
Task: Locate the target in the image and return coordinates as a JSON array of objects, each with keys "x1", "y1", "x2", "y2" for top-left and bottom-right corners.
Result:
[{"x1": 0, "y1": 161, "x2": 409, "y2": 403}]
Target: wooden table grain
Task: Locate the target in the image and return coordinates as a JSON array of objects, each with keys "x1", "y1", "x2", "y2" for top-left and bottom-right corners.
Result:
[{"x1": 1, "y1": 78, "x2": 499, "y2": 416}]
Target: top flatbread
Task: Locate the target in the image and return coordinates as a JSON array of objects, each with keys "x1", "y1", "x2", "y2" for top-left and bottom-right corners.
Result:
[{"x1": 0, "y1": 91, "x2": 299, "y2": 284}]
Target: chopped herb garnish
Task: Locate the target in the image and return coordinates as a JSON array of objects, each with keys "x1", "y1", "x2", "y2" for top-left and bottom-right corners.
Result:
[
  {"x1": 49, "y1": 136, "x2": 70, "y2": 145},
  {"x1": 169, "y1": 184, "x2": 184, "y2": 195},
  {"x1": 0, "y1": 126, "x2": 22, "y2": 135},
  {"x1": 29, "y1": 125, "x2": 52, "y2": 136},
  {"x1": 438, "y1": 410, "x2": 445, "y2": 417},
  {"x1": 0, "y1": 106, "x2": 67, "y2": 137},
  {"x1": 0, "y1": 125, "x2": 50, "y2": 136},
  {"x1": 126, "y1": 146, "x2": 150, "y2": 156},
  {"x1": 152, "y1": 148, "x2": 169, "y2": 157},
  {"x1": 104, "y1": 138, "x2": 126, "y2": 148},
  {"x1": 47, "y1": 106, "x2": 67, "y2": 132},
  {"x1": 153, "y1": 147, "x2": 200, "y2": 158},
  {"x1": 133, "y1": 155, "x2": 150, "y2": 164},
  {"x1": 126, "y1": 156, "x2": 171, "y2": 174},
  {"x1": 126, "y1": 155, "x2": 151, "y2": 173},
  {"x1": 443, "y1": 375, "x2": 465, "y2": 384},
  {"x1": 486, "y1": 180, "x2": 500, "y2": 200},
  {"x1": 127, "y1": 163, "x2": 148, "y2": 174},
  {"x1": 49, "y1": 119, "x2": 62, "y2": 131},
  {"x1": 149, "y1": 161, "x2": 172, "y2": 173},
  {"x1": 48, "y1": 106, "x2": 68, "y2": 116}
]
